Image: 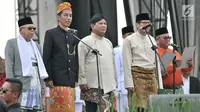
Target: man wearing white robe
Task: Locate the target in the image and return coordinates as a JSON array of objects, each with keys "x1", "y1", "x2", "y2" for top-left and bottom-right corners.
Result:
[
  {"x1": 114, "y1": 26, "x2": 134, "y2": 112},
  {"x1": 123, "y1": 13, "x2": 163, "y2": 112},
  {"x1": 5, "y1": 17, "x2": 48, "y2": 112}
]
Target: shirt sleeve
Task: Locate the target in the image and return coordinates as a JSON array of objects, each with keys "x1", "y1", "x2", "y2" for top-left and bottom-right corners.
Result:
[
  {"x1": 107, "y1": 39, "x2": 118, "y2": 87},
  {"x1": 78, "y1": 39, "x2": 88, "y2": 85},
  {"x1": 5, "y1": 40, "x2": 14, "y2": 78},
  {"x1": 156, "y1": 51, "x2": 163, "y2": 89},
  {"x1": 122, "y1": 39, "x2": 134, "y2": 88},
  {"x1": 43, "y1": 30, "x2": 53, "y2": 81},
  {"x1": 114, "y1": 48, "x2": 121, "y2": 83},
  {"x1": 112, "y1": 48, "x2": 118, "y2": 87}
]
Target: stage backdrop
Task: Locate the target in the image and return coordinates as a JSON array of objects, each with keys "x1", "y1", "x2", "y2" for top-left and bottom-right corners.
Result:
[{"x1": 64, "y1": 0, "x2": 118, "y2": 47}]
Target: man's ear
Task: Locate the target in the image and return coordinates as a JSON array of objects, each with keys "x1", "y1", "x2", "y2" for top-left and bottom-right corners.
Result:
[
  {"x1": 57, "y1": 15, "x2": 61, "y2": 21},
  {"x1": 13, "y1": 92, "x2": 19, "y2": 98},
  {"x1": 91, "y1": 24, "x2": 95, "y2": 29},
  {"x1": 19, "y1": 27, "x2": 23, "y2": 34},
  {"x1": 156, "y1": 36, "x2": 159, "y2": 41},
  {"x1": 136, "y1": 23, "x2": 140, "y2": 29}
]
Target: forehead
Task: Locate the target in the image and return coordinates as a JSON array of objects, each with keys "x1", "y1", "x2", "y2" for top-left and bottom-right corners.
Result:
[
  {"x1": 96, "y1": 19, "x2": 106, "y2": 24},
  {"x1": 62, "y1": 9, "x2": 72, "y2": 14},
  {"x1": 21, "y1": 24, "x2": 35, "y2": 28},
  {"x1": 2, "y1": 82, "x2": 11, "y2": 89},
  {"x1": 140, "y1": 20, "x2": 150, "y2": 23},
  {"x1": 159, "y1": 33, "x2": 169, "y2": 37}
]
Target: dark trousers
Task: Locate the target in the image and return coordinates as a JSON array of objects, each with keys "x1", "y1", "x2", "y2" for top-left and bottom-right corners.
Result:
[{"x1": 85, "y1": 101, "x2": 98, "y2": 112}]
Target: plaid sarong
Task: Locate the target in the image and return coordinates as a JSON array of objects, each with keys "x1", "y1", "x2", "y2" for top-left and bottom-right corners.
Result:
[
  {"x1": 49, "y1": 86, "x2": 75, "y2": 112},
  {"x1": 20, "y1": 65, "x2": 42, "y2": 111}
]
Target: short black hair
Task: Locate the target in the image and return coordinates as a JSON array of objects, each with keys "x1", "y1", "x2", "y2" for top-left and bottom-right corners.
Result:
[
  {"x1": 90, "y1": 13, "x2": 105, "y2": 24},
  {"x1": 5, "y1": 78, "x2": 22, "y2": 97},
  {"x1": 57, "y1": 11, "x2": 63, "y2": 16}
]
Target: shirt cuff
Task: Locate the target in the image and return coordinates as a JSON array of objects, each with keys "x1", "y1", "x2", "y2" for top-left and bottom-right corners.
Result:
[
  {"x1": 124, "y1": 78, "x2": 134, "y2": 88},
  {"x1": 78, "y1": 78, "x2": 87, "y2": 85}
]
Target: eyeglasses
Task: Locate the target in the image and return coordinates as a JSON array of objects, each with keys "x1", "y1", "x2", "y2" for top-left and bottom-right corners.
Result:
[
  {"x1": 0, "y1": 87, "x2": 8, "y2": 94},
  {"x1": 27, "y1": 27, "x2": 36, "y2": 31},
  {"x1": 163, "y1": 36, "x2": 171, "y2": 40}
]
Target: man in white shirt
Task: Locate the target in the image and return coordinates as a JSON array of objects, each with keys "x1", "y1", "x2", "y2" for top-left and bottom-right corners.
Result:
[
  {"x1": 5, "y1": 17, "x2": 48, "y2": 111},
  {"x1": 78, "y1": 14, "x2": 117, "y2": 112},
  {"x1": 123, "y1": 13, "x2": 160, "y2": 112},
  {"x1": 114, "y1": 26, "x2": 134, "y2": 112},
  {"x1": 182, "y1": 68, "x2": 200, "y2": 94},
  {"x1": 182, "y1": 74, "x2": 190, "y2": 94}
]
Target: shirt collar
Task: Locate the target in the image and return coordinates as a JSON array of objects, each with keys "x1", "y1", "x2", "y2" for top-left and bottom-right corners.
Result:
[
  {"x1": 182, "y1": 75, "x2": 190, "y2": 81},
  {"x1": 136, "y1": 31, "x2": 147, "y2": 39},
  {"x1": 91, "y1": 32, "x2": 104, "y2": 40},
  {"x1": 57, "y1": 25, "x2": 67, "y2": 33}
]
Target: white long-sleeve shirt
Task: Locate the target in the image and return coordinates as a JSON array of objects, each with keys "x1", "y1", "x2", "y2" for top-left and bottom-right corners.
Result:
[
  {"x1": 114, "y1": 46, "x2": 124, "y2": 82},
  {"x1": 182, "y1": 76, "x2": 190, "y2": 94},
  {"x1": 78, "y1": 33, "x2": 117, "y2": 93},
  {"x1": 122, "y1": 32, "x2": 157, "y2": 88}
]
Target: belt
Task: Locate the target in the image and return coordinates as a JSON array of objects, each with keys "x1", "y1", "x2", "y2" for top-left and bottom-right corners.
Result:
[
  {"x1": 32, "y1": 62, "x2": 38, "y2": 66},
  {"x1": 163, "y1": 85, "x2": 182, "y2": 89}
]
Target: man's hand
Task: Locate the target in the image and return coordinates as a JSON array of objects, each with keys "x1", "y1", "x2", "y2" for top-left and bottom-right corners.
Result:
[
  {"x1": 161, "y1": 70, "x2": 168, "y2": 76},
  {"x1": 79, "y1": 84, "x2": 89, "y2": 90},
  {"x1": 175, "y1": 60, "x2": 182, "y2": 67},
  {"x1": 45, "y1": 80, "x2": 54, "y2": 88},
  {"x1": 187, "y1": 57, "x2": 193, "y2": 67},
  {"x1": 126, "y1": 87, "x2": 134, "y2": 92}
]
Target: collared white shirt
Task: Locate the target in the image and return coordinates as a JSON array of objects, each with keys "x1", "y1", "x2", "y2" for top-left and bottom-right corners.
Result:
[{"x1": 182, "y1": 76, "x2": 190, "y2": 94}]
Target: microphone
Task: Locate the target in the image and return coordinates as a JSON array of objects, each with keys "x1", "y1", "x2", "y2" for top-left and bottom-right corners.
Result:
[
  {"x1": 67, "y1": 28, "x2": 78, "y2": 34},
  {"x1": 169, "y1": 43, "x2": 179, "y2": 48},
  {"x1": 141, "y1": 23, "x2": 152, "y2": 30}
]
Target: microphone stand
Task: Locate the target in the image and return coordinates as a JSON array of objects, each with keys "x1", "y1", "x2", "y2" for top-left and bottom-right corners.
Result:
[
  {"x1": 144, "y1": 28, "x2": 166, "y2": 89},
  {"x1": 69, "y1": 32, "x2": 103, "y2": 112},
  {"x1": 172, "y1": 46, "x2": 178, "y2": 94}
]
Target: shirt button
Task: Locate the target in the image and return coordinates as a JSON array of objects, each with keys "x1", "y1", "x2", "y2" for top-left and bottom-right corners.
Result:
[
  {"x1": 68, "y1": 68, "x2": 70, "y2": 70},
  {"x1": 66, "y1": 36, "x2": 68, "y2": 38},
  {"x1": 68, "y1": 60, "x2": 71, "y2": 62}
]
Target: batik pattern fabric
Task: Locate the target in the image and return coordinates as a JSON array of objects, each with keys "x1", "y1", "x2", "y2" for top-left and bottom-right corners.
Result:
[
  {"x1": 56, "y1": 2, "x2": 72, "y2": 14},
  {"x1": 81, "y1": 88, "x2": 111, "y2": 112},
  {"x1": 49, "y1": 86, "x2": 75, "y2": 112},
  {"x1": 131, "y1": 66, "x2": 158, "y2": 108}
]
